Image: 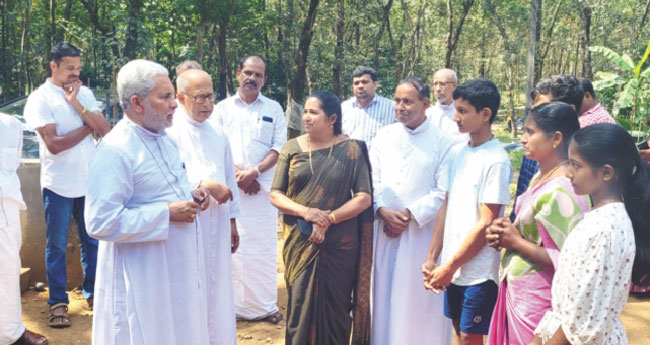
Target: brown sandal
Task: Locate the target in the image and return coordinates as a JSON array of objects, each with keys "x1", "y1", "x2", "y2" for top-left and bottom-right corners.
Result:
[
  {"x1": 13, "y1": 329, "x2": 48, "y2": 345},
  {"x1": 49, "y1": 302, "x2": 71, "y2": 328}
]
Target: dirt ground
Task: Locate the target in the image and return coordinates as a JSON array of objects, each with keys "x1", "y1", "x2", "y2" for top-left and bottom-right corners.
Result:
[{"x1": 20, "y1": 230, "x2": 650, "y2": 345}]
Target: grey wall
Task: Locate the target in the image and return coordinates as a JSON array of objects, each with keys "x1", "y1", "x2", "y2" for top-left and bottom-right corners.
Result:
[{"x1": 18, "y1": 159, "x2": 84, "y2": 289}]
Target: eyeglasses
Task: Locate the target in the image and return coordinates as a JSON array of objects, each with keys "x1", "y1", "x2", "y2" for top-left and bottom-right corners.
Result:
[
  {"x1": 432, "y1": 81, "x2": 456, "y2": 87},
  {"x1": 186, "y1": 93, "x2": 215, "y2": 104}
]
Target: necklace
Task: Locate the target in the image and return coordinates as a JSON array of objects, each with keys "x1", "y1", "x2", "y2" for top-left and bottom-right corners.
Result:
[
  {"x1": 134, "y1": 131, "x2": 187, "y2": 200},
  {"x1": 530, "y1": 160, "x2": 568, "y2": 188},
  {"x1": 307, "y1": 134, "x2": 337, "y2": 174}
]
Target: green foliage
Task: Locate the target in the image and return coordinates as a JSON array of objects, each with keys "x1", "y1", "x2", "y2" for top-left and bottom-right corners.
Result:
[
  {"x1": 1, "y1": 0, "x2": 649, "y2": 114},
  {"x1": 590, "y1": 40, "x2": 650, "y2": 139}
]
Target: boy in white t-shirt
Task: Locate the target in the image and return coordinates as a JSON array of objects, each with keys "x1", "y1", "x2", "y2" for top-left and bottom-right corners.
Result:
[{"x1": 422, "y1": 79, "x2": 512, "y2": 345}]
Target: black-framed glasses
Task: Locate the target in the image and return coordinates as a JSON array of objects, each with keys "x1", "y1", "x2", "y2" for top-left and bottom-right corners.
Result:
[
  {"x1": 432, "y1": 81, "x2": 456, "y2": 87},
  {"x1": 187, "y1": 93, "x2": 215, "y2": 104}
]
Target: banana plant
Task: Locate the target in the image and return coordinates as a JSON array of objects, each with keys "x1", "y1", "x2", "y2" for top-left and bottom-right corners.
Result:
[{"x1": 590, "y1": 40, "x2": 650, "y2": 139}]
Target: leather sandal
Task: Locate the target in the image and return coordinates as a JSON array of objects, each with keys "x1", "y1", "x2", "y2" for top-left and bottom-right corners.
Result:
[
  {"x1": 12, "y1": 329, "x2": 48, "y2": 345},
  {"x1": 262, "y1": 311, "x2": 283, "y2": 324},
  {"x1": 49, "y1": 302, "x2": 71, "y2": 328}
]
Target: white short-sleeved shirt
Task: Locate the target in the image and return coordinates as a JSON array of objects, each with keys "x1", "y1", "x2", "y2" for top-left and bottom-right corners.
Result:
[
  {"x1": 23, "y1": 79, "x2": 99, "y2": 198},
  {"x1": 0, "y1": 113, "x2": 26, "y2": 209},
  {"x1": 211, "y1": 92, "x2": 287, "y2": 192},
  {"x1": 535, "y1": 202, "x2": 634, "y2": 345},
  {"x1": 440, "y1": 138, "x2": 512, "y2": 286}
]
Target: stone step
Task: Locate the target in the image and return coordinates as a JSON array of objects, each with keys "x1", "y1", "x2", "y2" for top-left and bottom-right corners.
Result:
[{"x1": 20, "y1": 267, "x2": 31, "y2": 293}]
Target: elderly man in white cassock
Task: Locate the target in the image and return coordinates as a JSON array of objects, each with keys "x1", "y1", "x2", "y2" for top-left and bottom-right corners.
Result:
[
  {"x1": 84, "y1": 59, "x2": 211, "y2": 345},
  {"x1": 370, "y1": 76, "x2": 454, "y2": 345},
  {"x1": 167, "y1": 69, "x2": 240, "y2": 345}
]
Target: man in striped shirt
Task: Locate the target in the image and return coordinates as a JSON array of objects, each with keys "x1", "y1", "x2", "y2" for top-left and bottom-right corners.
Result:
[{"x1": 341, "y1": 66, "x2": 395, "y2": 145}]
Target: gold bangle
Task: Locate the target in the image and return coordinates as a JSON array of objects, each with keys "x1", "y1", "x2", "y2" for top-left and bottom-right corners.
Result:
[
  {"x1": 329, "y1": 213, "x2": 337, "y2": 224},
  {"x1": 81, "y1": 106, "x2": 88, "y2": 115}
]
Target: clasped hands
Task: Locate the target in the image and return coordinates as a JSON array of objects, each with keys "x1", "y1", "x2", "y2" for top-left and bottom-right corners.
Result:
[
  {"x1": 302, "y1": 207, "x2": 332, "y2": 244},
  {"x1": 421, "y1": 260, "x2": 454, "y2": 295},
  {"x1": 168, "y1": 188, "x2": 211, "y2": 223},
  {"x1": 377, "y1": 207, "x2": 411, "y2": 238},
  {"x1": 485, "y1": 217, "x2": 521, "y2": 251},
  {"x1": 236, "y1": 167, "x2": 260, "y2": 195}
]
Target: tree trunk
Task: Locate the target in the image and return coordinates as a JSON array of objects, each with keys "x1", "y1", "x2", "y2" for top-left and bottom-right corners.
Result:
[
  {"x1": 444, "y1": 0, "x2": 475, "y2": 68},
  {"x1": 58, "y1": 0, "x2": 72, "y2": 41},
  {"x1": 123, "y1": 0, "x2": 143, "y2": 60},
  {"x1": 535, "y1": 0, "x2": 562, "y2": 81},
  {"x1": 527, "y1": 0, "x2": 540, "y2": 110},
  {"x1": 332, "y1": 0, "x2": 344, "y2": 98},
  {"x1": 578, "y1": 3, "x2": 592, "y2": 79},
  {"x1": 373, "y1": 0, "x2": 394, "y2": 71},
  {"x1": 1, "y1": 0, "x2": 7, "y2": 100},
  {"x1": 485, "y1": 0, "x2": 516, "y2": 125},
  {"x1": 196, "y1": 14, "x2": 207, "y2": 64},
  {"x1": 637, "y1": 0, "x2": 650, "y2": 43},
  {"x1": 80, "y1": 0, "x2": 121, "y2": 59},
  {"x1": 47, "y1": 0, "x2": 54, "y2": 52},
  {"x1": 290, "y1": 0, "x2": 319, "y2": 104},
  {"x1": 20, "y1": 0, "x2": 32, "y2": 94},
  {"x1": 217, "y1": 15, "x2": 229, "y2": 100},
  {"x1": 205, "y1": 24, "x2": 216, "y2": 70}
]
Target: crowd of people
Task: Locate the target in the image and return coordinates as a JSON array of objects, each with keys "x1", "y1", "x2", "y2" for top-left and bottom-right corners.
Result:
[{"x1": 0, "y1": 41, "x2": 649, "y2": 345}]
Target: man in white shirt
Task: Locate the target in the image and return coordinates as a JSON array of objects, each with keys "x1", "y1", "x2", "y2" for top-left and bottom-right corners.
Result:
[
  {"x1": 426, "y1": 68, "x2": 467, "y2": 143},
  {"x1": 168, "y1": 69, "x2": 240, "y2": 345},
  {"x1": 341, "y1": 66, "x2": 395, "y2": 146},
  {"x1": 0, "y1": 107, "x2": 48, "y2": 345},
  {"x1": 85, "y1": 59, "x2": 211, "y2": 345},
  {"x1": 370, "y1": 77, "x2": 454, "y2": 345},
  {"x1": 212, "y1": 55, "x2": 287, "y2": 323},
  {"x1": 23, "y1": 42, "x2": 110, "y2": 327}
]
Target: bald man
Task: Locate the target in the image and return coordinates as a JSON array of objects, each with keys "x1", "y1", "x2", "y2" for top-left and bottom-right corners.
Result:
[
  {"x1": 167, "y1": 69, "x2": 241, "y2": 345},
  {"x1": 426, "y1": 68, "x2": 468, "y2": 143}
]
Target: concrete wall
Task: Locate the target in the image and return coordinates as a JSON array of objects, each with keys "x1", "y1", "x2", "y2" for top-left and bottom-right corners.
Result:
[{"x1": 18, "y1": 159, "x2": 84, "y2": 289}]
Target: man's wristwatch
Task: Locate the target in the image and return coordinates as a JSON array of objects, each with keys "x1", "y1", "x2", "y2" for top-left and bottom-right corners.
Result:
[{"x1": 253, "y1": 166, "x2": 261, "y2": 178}]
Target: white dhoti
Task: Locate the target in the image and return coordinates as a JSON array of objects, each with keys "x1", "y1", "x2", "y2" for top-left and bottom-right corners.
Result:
[
  {"x1": 0, "y1": 202, "x2": 25, "y2": 345},
  {"x1": 231, "y1": 189, "x2": 279, "y2": 319},
  {"x1": 199, "y1": 199, "x2": 237, "y2": 345}
]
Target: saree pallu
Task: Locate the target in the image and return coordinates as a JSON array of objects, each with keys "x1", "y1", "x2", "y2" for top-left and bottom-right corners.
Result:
[
  {"x1": 488, "y1": 176, "x2": 589, "y2": 345},
  {"x1": 272, "y1": 139, "x2": 373, "y2": 345}
]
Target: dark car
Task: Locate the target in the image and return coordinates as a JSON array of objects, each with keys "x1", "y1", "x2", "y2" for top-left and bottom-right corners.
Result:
[{"x1": 0, "y1": 89, "x2": 122, "y2": 158}]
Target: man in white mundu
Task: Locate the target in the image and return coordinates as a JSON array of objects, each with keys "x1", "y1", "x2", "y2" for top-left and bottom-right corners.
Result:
[
  {"x1": 370, "y1": 77, "x2": 453, "y2": 345},
  {"x1": 212, "y1": 55, "x2": 287, "y2": 322},
  {"x1": 84, "y1": 59, "x2": 211, "y2": 345},
  {"x1": 0, "y1": 109, "x2": 48, "y2": 345},
  {"x1": 168, "y1": 69, "x2": 240, "y2": 345}
]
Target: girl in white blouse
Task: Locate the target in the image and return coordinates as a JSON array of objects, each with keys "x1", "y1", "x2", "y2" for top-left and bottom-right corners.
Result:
[{"x1": 530, "y1": 123, "x2": 650, "y2": 345}]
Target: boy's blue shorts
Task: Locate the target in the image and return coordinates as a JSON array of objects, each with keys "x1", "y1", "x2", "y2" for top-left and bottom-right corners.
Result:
[{"x1": 443, "y1": 280, "x2": 498, "y2": 335}]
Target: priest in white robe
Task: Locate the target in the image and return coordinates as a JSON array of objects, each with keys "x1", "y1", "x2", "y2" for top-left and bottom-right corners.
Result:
[
  {"x1": 85, "y1": 60, "x2": 210, "y2": 345},
  {"x1": 426, "y1": 68, "x2": 468, "y2": 144},
  {"x1": 370, "y1": 77, "x2": 453, "y2": 345},
  {"x1": 167, "y1": 69, "x2": 240, "y2": 345}
]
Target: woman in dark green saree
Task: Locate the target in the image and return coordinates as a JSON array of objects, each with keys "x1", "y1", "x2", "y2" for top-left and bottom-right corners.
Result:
[{"x1": 271, "y1": 91, "x2": 373, "y2": 345}]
